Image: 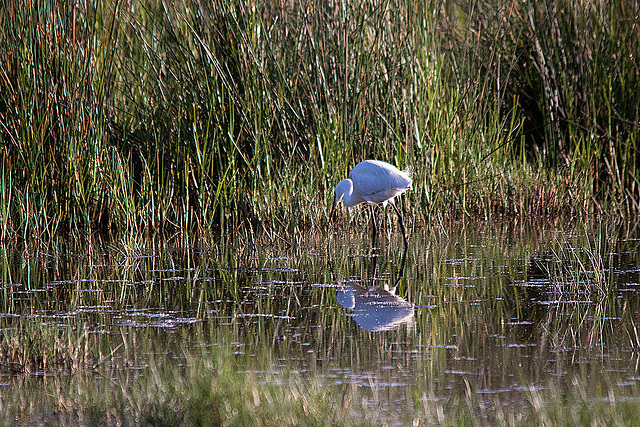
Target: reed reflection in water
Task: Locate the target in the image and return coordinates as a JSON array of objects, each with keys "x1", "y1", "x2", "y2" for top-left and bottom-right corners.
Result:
[{"x1": 3, "y1": 221, "x2": 640, "y2": 423}]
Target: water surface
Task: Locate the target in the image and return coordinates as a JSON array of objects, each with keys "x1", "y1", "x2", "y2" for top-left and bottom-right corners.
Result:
[{"x1": 2, "y1": 221, "x2": 640, "y2": 420}]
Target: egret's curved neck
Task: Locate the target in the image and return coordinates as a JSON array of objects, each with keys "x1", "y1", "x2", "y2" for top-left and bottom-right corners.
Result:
[{"x1": 336, "y1": 179, "x2": 356, "y2": 207}]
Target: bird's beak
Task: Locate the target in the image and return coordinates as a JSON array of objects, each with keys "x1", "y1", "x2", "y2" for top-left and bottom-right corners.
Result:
[{"x1": 329, "y1": 194, "x2": 338, "y2": 222}]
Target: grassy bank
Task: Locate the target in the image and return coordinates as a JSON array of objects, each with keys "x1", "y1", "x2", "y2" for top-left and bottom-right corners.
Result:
[{"x1": 1, "y1": 0, "x2": 638, "y2": 240}]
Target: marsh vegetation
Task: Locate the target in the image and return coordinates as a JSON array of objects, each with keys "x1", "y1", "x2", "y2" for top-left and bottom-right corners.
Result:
[
  {"x1": 1, "y1": 0, "x2": 640, "y2": 424},
  {"x1": 1, "y1": 0, "x2": 638, "y2": 238}
]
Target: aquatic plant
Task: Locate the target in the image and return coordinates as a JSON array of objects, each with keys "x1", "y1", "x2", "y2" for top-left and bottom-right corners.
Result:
[{"x1": 0, "y1": 0, "x2": 638, "y2": 240}]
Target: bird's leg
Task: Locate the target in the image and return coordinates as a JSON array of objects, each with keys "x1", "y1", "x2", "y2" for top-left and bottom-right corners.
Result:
[
  {"x1": 393, "y1": 244, "x2": 408, "y2": 288},
  {"x1": 390, "y1": 202, "x2": 408, "y2": 248},
  {"x1": 369, "y1": 251, "x2": 379, "y2": 285},
  {"x1": 369, "y1": 204, "x2": 378, "y2": 244}
]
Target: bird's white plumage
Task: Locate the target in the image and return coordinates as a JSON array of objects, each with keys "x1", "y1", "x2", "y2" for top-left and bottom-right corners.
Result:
[
  {"x1": 333, "y1": 160, "x2": 412, "y2": 208},
  {"x1": 331, "y1": 159, "x2": 413, "y2": 246},
  {"x1": 349, "y1": 160, "x2": 412, "y2": 206}
]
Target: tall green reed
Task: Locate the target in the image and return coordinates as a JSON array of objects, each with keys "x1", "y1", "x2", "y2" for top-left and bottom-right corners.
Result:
[
  {"x1": 1, "y1": 0, "x2": 637, "y2": 241},
  {"x1": 461, "y1": 0, "x2": 640, "y2": 215}
]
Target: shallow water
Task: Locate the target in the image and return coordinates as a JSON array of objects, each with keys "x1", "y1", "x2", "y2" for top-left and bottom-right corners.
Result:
[{"x1": 2, "y1": 220, "x2": 640, "y2": 419}]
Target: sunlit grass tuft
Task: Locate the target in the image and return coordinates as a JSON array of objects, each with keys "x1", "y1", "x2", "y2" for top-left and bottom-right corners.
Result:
[{"x1": 538, "y1": 225, "x2": 615, "y2": 299}]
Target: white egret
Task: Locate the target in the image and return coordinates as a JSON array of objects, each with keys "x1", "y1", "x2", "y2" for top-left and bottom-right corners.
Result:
[{"x1": 330, "y1": 159, "x2": 412, "y2": 246}]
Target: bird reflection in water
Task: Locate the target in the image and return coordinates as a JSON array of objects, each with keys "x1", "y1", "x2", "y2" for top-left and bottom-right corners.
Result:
[{"x1": 336, "y1": 248, "x2": 414, "y2": 332}]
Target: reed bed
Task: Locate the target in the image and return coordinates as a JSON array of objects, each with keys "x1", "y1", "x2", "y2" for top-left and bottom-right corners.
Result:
[{"x1": 1, "y1": 0, "x2": 639, "y2": 240}]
